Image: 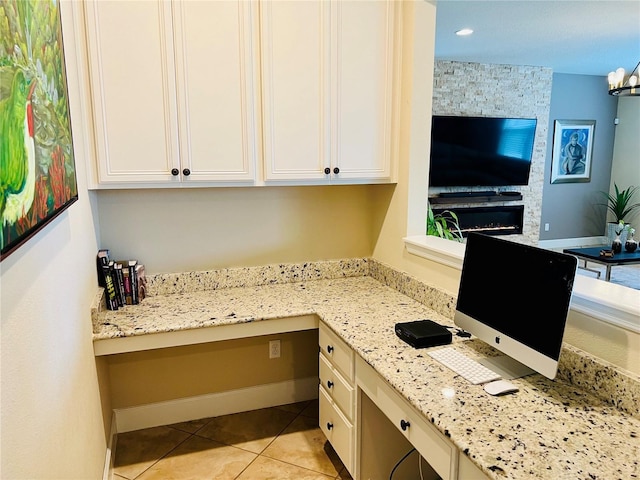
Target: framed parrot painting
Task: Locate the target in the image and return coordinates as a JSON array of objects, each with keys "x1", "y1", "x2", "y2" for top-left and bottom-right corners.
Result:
[{"x1": 0, "y1": 0, "x2": 78, "y2": 261}]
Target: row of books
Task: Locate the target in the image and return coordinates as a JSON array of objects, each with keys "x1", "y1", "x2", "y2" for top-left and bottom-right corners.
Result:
[{"x1": 97, "y1": 249, "x2": 146, "y2": 310}]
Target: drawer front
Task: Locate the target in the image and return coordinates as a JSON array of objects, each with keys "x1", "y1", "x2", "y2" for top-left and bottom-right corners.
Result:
[
  {"x1": 407, "y1": 413, "x2": 455, "y2": 480},
  {"x1": 356, "y1": 356, "x2": 454, "y2": 480},
  {"x1": 319, "y1": 324, "x2": 354, "y2": 381},
  {"x1": 319, "y1": 387, "x2": 354, "y2": 474},
  {"x1": 319, "y1": 354, "x2": 355, "y2": 420}
]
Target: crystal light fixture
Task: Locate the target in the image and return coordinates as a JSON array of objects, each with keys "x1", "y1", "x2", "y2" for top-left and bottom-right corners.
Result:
[{"x1": 607, "y1": 61, "x2": 640, "y2": 96}]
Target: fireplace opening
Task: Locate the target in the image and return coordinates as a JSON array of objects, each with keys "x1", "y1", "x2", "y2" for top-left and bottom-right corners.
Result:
[{"x1": 433, "y1": 205, "x2": 524, "y2": 237}]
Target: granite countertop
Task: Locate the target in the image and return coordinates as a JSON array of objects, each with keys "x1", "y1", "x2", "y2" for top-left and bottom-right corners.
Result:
[{"x1": 92, "y1": 260, "x2": 640, "y2": 480}]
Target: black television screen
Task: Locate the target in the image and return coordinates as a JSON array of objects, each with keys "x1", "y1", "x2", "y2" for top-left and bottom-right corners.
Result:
[{"x1": 429, "y1": 116, "x2": 537, "y2": 187}]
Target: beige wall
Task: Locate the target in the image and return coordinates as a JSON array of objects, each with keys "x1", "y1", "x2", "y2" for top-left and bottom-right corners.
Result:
[
  {"x1": 564, "y1": 310, "x2": 640, "y2": 372},
  {"x1": 96, "y1": 184, "x2": 392, "y2": 275},
  {"x1": 372, "y1": 0, "x2": 463, "y2": 295},
  {"x1": 0, "y1": 3, "x2": 106, "y2": 478},
  {"x1": 107, "y1": 331, "x2": 318, "y2": 408}
]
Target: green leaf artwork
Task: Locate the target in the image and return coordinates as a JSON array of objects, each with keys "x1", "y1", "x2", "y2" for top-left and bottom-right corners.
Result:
[{"x1": 1, "y1": 0, "x2": 78, "y2": 260}]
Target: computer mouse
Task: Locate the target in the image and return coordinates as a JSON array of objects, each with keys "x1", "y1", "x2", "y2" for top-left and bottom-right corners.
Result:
[{"x1": 483, "y1": 380, "x2": 519, "y2": 396}]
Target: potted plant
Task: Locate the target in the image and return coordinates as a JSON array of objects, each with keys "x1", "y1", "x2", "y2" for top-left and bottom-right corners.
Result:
[
  {"x1": 602, "y1": 184, "x2": 640, "y2": 243},
  {"x1": 427, "y1": 205, "x2": 463, "y2": 242}
]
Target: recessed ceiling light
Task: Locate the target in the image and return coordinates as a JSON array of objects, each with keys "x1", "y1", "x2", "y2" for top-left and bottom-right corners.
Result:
[{"x1": 456, "y1": 28, "x2": 474, "y2": 36}]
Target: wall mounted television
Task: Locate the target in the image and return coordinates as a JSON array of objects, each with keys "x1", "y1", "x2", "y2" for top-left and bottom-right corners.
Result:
[{"x1": 429, "y1": 116, "x2": 537, "y2": 187}]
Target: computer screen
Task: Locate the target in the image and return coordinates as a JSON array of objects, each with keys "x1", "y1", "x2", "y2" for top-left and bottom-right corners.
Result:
[{"x1": 454, "y1": 233, "x2": 577, "y2": 379}]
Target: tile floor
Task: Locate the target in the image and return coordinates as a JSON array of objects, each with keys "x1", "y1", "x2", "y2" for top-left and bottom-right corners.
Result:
[{"x1": 113, "y1": 400, "x2": 352, "y2": 480}]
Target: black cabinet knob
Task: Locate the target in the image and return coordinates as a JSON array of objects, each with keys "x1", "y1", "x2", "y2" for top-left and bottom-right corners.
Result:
[
  {"x1": 327, "y1": 422, "x2": 333, "y2": 430},
  {"x1": 324, "y1": 167, "x2": 331, "y2": 175},
  {"x1": 171, "y1": 168, "x2": 179, "y2": 176},
  {"x1": 400, "y1": 419, "x2": 410, "y2": 431},
  {"x1": 327, "y1": 380, "x2": 334, "y2": 389},
  {"x1": 183, "y1": 168, "x2": 191, "y2": 176},
  {"x1": 327, "y1": 345, "x2": 334, "y2": 353},
  {"x1": 333, "y1": 167, "x2": 340, "y2": 174}
]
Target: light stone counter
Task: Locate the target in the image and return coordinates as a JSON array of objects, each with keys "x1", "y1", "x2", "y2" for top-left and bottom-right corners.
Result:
[{"x1": 92, "y1": 258, "x2": 640, "y2": 480}]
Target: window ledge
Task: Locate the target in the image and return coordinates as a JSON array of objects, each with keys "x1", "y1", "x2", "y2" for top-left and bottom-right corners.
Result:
[
  {"x1": 403, "y1": 235, "x2": 640, "y2": 334},
  {"x1": 403, "y1": 235, "x2": 465, "y2": 269}
]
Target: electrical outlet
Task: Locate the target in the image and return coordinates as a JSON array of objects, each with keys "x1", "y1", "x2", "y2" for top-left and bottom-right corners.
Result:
[
  {"x1": 269, "y1": 340, "x2": 281, "y2": 359},
  {"x1": 544, "y1": 223, "x2": 550, "y2": 232}
]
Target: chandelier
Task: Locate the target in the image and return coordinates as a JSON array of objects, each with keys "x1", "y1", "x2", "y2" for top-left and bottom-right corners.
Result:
[{"x1": 607, "y1": 61, "x2": 640, "y2": 97}]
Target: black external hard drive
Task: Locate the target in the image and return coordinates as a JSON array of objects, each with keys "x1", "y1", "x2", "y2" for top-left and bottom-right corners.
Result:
[{"x1": 394, "y1": 319, "x2": 452, "y2": 348}]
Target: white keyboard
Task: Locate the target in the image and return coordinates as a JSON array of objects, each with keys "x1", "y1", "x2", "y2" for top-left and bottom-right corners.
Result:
[{"x1": 427, "y1": 347, "x2": 501, "y2": 385}]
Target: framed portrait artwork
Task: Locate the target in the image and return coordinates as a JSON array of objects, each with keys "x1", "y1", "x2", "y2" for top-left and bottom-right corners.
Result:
[
  {"x1": 0, "y1": 1, "x2": 78, "y2": 261},
  {"x1": 550, "y1": 120, "x2": 595, "y2": 184}
]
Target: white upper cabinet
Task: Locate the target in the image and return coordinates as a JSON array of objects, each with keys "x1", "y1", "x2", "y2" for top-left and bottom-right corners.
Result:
[
  {"x1": 83, "y1": 0, "x2": 398, "y2": 188},
  {"x1": 172, "y1": 1, "x2": 259, "y2": 184},
  {"x1": 84, "y1": 0, "x2": 180, "y2": 185},
  {"x1": 261, "y1": 1, "x2": 330, "y2": 182},
  {"x1": 332, "y1": 1, "x2": 396, "y2": 182},
  {"x1": 84, "y1": 0, "x2": 259, "y2": 187},
  {"x1": 262, "y1": 0, "x2": 398, "y2": 184}
]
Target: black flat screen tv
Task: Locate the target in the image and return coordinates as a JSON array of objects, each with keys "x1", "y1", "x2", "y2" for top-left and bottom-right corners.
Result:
[{"x1": 429, "y1": 116, "x2": 537, "y2": 187}]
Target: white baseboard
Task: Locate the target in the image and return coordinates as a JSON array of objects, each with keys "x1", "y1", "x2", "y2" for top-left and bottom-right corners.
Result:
[
  {"x1": 538, "y1": 236, "x2": 607, "y2": 250},
  {"x1": 114, "y1": 376, "x2": 319, "y2": 433},
  {"x1": 103, "y1": 412, "x2": 117, "y2": 480}
]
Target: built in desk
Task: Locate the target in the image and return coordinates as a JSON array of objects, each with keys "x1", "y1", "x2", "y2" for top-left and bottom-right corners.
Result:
[{"x1": 92, "y1": 258, "x2": 640, "y2": 480}]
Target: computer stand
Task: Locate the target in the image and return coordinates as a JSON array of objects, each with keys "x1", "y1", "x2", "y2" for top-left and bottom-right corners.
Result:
[{"x1": 478, "y1": 355, "x2": 535, "y2": 380}]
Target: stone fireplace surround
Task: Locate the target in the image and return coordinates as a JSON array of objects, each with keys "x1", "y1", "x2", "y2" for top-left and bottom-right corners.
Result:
[{"x1": 430, "y1": 61, "x2": 553, "y2": 245}]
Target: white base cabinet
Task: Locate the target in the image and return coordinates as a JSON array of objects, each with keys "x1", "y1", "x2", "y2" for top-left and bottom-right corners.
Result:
[
  {"x1": 357, "y1": 356, "x2": 457, "y2": 480},
  {"x1": 319, "y1": 323, "x2": 356, "y2": 475},
  {"x1": 318, "y1": 323, "x2": 491, "y2": 480}
]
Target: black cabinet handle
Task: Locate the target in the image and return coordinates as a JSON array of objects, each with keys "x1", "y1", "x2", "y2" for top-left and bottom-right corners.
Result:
[
  {"x1": 400, "y1": 419, "x2": 410, "y2": 431},
  {"x1": 171, "y1": 168, "x2": 179, "y2": 176},
  {"x1": 324, "y1": 167, "x2": 331, "y2": 175},
  {"x1": 183, "y1": 168, "x2": 191, "y2": 176},
  {"x1": 333, "y1": 167, "x2": 340, "y2": 174},
  {"x1": 327, "y1": 345, "x2": 334, "y2": 353},
  {"x1": 327, "y1": 380, "x2": 334, "y2": 389},
  {"x1": 327, "y1": 422, "x2": 333, "y2": 430}
]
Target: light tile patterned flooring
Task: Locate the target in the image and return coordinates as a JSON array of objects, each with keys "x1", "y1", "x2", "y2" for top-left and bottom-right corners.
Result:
[{"x1": 113, "y1": 400, "x2": 352, "y2": 480}]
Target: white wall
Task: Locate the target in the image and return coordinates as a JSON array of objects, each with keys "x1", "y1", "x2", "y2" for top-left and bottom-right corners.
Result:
[{"x1": 0, "y1": 3, "x2": 106, "y2": 478}]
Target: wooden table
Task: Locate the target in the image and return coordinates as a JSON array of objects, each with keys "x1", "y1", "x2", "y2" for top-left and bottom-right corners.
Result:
[{"x1": 563, "y1": 246, "x2": 640, "y2": 281}]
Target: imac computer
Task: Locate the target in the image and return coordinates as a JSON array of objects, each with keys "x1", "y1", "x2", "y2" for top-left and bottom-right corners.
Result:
[{"x1": 454, "y1": 233, "x2": 578, "y2": 380}]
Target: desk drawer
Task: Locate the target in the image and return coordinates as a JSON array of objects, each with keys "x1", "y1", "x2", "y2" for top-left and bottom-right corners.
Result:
[
  {"x1": 319, "y1": 387, "x2": 354, "y2": 474},
  {"x1": 319, "y1": 324, "x2": 354, "y2": 382},
  {"x1": 356, "y1": 356, "x2": 455, "y2": 480},
  {"x1": 319, "y1": 354, "x2": 354, "y2": 420}
]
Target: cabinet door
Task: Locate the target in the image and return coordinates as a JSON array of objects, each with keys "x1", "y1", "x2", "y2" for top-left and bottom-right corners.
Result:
[
  {"x1": 261, "y1": 1, "x2": 331, "y2": 182},
  {"x1": 172, "y1": 1, "x2": 259, "y2": 184},
  {"x1": 332, "y1": 0, "x2": 396, "y2": 182},
  {"x1": 84, "y1": 0, "x2": 180, "y2": 185}
]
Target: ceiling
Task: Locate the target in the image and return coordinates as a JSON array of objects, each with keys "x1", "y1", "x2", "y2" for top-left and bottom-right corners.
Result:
[{"x1": 434, "y1": 0, "x2": 640, "y2": 77}]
